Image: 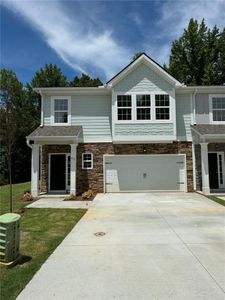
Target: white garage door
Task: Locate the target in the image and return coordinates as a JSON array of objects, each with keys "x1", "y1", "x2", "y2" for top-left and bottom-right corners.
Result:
[{"x1": 104, "y1": 155, "x2": 186, "y2": 192}]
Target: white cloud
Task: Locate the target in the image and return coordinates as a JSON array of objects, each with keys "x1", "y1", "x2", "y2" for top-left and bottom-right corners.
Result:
[
  {"x1": 145, "y1": 0, "x2": 225, "y2": 66},
  {"x1": 2, "y1": 0, "x2": 132, "y2": 80},
  {"x1": 129, "y1": 12, "x2": 142, "y2": 27},
  {"x1": 2, "y1": 0, "x2": 225, "y2": 78}
]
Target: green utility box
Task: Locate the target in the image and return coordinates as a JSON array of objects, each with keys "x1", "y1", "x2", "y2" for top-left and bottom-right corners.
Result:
[{"x1": 0, "y1": 213, "x2": 21, "y2": 264}]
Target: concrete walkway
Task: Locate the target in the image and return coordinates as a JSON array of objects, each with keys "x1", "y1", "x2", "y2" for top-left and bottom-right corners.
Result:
[
  {"x1": 18, "y1": 193, "x2": 225, "y2": 300},
  {"x1": 26, "y1": 197, "x2": 91, "y2": 209}
]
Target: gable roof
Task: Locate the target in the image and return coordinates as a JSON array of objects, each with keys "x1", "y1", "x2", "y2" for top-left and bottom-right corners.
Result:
[{"x1": 106, "y1": 53, "x2": 183, "y2": 88}]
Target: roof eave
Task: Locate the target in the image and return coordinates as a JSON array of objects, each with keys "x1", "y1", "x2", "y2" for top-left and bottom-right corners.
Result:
[
  {"x1": 33, "y1": 86, "x2": 109, "y2": 95},
  {"x1": 106, "y1": 53, "x2": 183, "y2": 88}
]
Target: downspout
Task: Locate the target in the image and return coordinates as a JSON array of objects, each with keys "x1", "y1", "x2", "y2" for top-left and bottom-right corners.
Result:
[
  {"x1": 192, "y1": 88, "x2": 197, "y2": 191},
  {"x1": 26, "y1": 138, "x2": 32, "y2": 149},
  {"x1": 192, "y1": 88, "x2": 197, "y2": 125}
]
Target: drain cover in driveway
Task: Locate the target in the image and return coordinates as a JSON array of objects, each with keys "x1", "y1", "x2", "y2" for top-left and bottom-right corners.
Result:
[{"x1": 94, "y1": 232, "x2": 106, "y2": 236}]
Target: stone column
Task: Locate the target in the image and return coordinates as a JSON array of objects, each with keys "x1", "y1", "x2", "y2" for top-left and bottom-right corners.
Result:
[
  {"x1": 31, "y1": 144, "x2": 40, "y2": 197},
  {"x1": 200, "y1": 143, "x2": 210, "y2": 194},
  {"x1": 70, "y1": 144, "x2": 77, "y2": 195}
]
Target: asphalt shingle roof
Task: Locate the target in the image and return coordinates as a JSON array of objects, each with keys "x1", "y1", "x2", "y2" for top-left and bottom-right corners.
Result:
[
  {"x1": 191, "y1": 124, "x2": 225, "y2": 135},
  {"x1": 27, "y1": 126, "x2": 81, "y2": 138}
]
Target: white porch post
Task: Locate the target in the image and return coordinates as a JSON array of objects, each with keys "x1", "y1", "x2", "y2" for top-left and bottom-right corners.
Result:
[
  {"x1": 70, "y1": 144, "x2": 77, "y2": 195},
  {"x1": 200, "y1": 143, "x2": 210, "y2": 194},
  {"x1": 31, "y1": 144, "x2": 40, "y2": 197}
]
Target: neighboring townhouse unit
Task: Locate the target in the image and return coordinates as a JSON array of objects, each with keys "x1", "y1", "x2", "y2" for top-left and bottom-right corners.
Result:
[{"x1": 27, "y1": 53, "x2": 225, "y2": 196}]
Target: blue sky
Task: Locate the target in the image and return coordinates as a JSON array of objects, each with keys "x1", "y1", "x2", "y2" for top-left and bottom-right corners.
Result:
[{"x1": 1, "y1": 0, "x2": 225, "y2": 84}]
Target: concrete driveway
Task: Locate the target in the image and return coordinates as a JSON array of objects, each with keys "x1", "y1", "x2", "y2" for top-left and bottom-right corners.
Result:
[{"x1": 17, "y1": 193, "x2": 225, "y2": 300}]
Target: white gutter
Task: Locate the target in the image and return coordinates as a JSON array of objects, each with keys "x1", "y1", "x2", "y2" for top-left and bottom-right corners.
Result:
[
  {"x1": 26, "y1": 139, "x2": 32, "y2": 149},
  {"x1": 40, "y1": 91, "x2": 44, "y2": 127}
]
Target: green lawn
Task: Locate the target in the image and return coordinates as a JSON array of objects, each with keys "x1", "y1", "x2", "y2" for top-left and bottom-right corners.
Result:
[
  {"x1": 0, "y1": 183, "x2": 87, "y2": 300},
  {"x1": 0, "y1": 182, "x2": 31, "y2": 214},
  {"x1": 207, "y1": 195, "x2": 225, "y2": 207}
]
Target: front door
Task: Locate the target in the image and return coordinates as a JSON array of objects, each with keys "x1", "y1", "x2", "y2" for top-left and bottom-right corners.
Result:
[
  {"x1": 50, "y1": 154, "x2": 66, "y2": 191},
  {"x1": 208, "y1": 153, "x2": 218, "y2": 189},
  {"x1": 208, "y1": 152, "x2": 225, "y2": 190}
]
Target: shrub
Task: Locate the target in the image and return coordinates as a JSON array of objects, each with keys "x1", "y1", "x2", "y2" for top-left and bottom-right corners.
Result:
[
  {"x1": 21, "y1": 192, "x2": 33, "y2": 201},
  {"x1": 23, "y1": 189, "x2": 31, "y2": 194},
  {"x1": 82, "y1": 189, "x2": 94, "y2": 200},
  {"x1": 64, "y1": 194, "x2": 77, "y2": 201}
]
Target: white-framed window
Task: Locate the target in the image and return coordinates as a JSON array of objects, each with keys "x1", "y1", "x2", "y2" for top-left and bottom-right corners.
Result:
[
  {"x1": 155, "y1": 94, "x2": 170, "y2": 120},
  {"x1": 51, "y1": 96, "x2": 71, "y2": 125},
  {"x1": 136, "y1": 94, "x2": 151, "y2": 120},
  {"x1": 209, "y1": 94, "x2": 225, "y2": 123},
  {"x1": 82, "y1": 153, "x2": 93, "y2": 169},
  {"x1": 117, "y1": 95, "x2": 132, "y2": 120},
  {"x1": 116, "y1": 92, "x2": 171, "y2": 122}
]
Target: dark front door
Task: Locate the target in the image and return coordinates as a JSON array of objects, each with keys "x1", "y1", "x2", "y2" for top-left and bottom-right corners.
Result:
[
  {"x1": 50, "y1": 154, "x2": 66, "y2": 191},
  {"x1": 208, "y1": 153, "x2": 218, "y2": 189}
]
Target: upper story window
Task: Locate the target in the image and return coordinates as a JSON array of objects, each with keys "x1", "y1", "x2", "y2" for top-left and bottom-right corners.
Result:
[
  {"x1": 155, "y1": 94, "x2": 170, "y2": 120},
  {"x1": 117, "y1": 95, "x2": 132, "y2": 120},
  {"x1": 210, "y1": 95, "x2": 225, "y2": 123},
  {"x1": 54, "y1": 99, "x2": 68, "y2": 123},
  {"x1": 116, "y1": 93, "x2": 170, "y2": 122},
  {"x1": 51, "y1": 96, "x2": 71, "y2": 125},
  {"x1": 136, "y1": 95, "x2": 151, "y2": 120}
]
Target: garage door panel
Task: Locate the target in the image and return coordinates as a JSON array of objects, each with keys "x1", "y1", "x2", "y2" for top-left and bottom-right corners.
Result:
[{"x1": 105, "y1": 155, "x2": 186, "y2": 192}]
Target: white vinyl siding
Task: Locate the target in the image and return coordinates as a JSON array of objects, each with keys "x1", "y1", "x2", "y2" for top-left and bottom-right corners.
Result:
[
  {"x1": 43, "y1": 95, "x2": 51, "y2": 125},
  {"x1": 113, "y1": 63, "x2": 173, "y2": 93},
  {"x1": 43, "y1": 94, "x2": 112, "y2": 142},
  {"x1": 114, "y1": 123, "x2": 174, "y2": 136},
  {"x1": 71, "y1": 95, "x2": 112, "y2": 142},
  {"x1": 176, "y1": 93, "x2": 192, "y2": 141}
]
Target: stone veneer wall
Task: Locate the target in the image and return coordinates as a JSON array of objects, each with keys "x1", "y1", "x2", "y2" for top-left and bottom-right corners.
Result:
[
  {"x1": 194, "y1": 143, "x2": 225, "y2": 192},
  {"x1": 195, "y1": 144, "x2": 202, "y2": 191},
  {"x1": 41, "y1": 142, "x2": 193, "y2": 194},
  {"x1": 41, "y1": 145, "x2": 71, "y2": 193}
]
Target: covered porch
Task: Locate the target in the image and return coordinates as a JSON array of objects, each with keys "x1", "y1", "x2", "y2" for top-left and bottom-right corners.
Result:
[
  {"x1": 192, "y1": 125, "x2": 225, "y2": 195},
  {"x1": 27, "y1": 126, "x2": 81, "y2": 197}
]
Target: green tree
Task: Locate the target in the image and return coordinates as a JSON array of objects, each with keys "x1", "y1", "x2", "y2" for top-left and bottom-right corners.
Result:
[
  {"x1": 217, "y1": 28, "x2": 225, "y2": 84},
  {"x1": 0, "y1": 69, "x2": 23, "y2": 211},
  {"x1": 31, "y1": 64, "x2": 67, "y2": 87},
  {"x1": 167, "y1": 19, "x2": 225, "y2": 85},
  {"x1": 28, "y1": 63, "x2": 69, "y2": 125},
  {"x1": 70, "y1": 73, "x2": 102, "y2": 87}
]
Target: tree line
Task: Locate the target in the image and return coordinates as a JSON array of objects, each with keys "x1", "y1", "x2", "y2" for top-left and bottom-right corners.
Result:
[
  {"x1": 0, "y1": 18, "x2": 224, "y2": 189},
  {"x1": 0, "y1": 67, "x2": 103, "y2": 187}
]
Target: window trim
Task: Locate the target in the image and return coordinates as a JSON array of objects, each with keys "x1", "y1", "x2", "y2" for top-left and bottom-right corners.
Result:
[
  {"x1": 136, "y1": 94, "x2": 151, "y2": 121},
  {"x1": 82, "y1": 152, "x2": 93, "y2": 170},
  {"x1": 115, "y1": 92, "x2": 172, "y2": 123},
  {"x1": 209, "y1": 94, "x2": 225, "y2": 124},
  {"x1": 51, "y1": 96, "x2": 71, "y2": 125},
  {"x1": 116, "y1": 95, "x2": 132, "y2": 121},
  {"x1": 155, "y1": 94, "x2": 170, "y2": 121}
]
